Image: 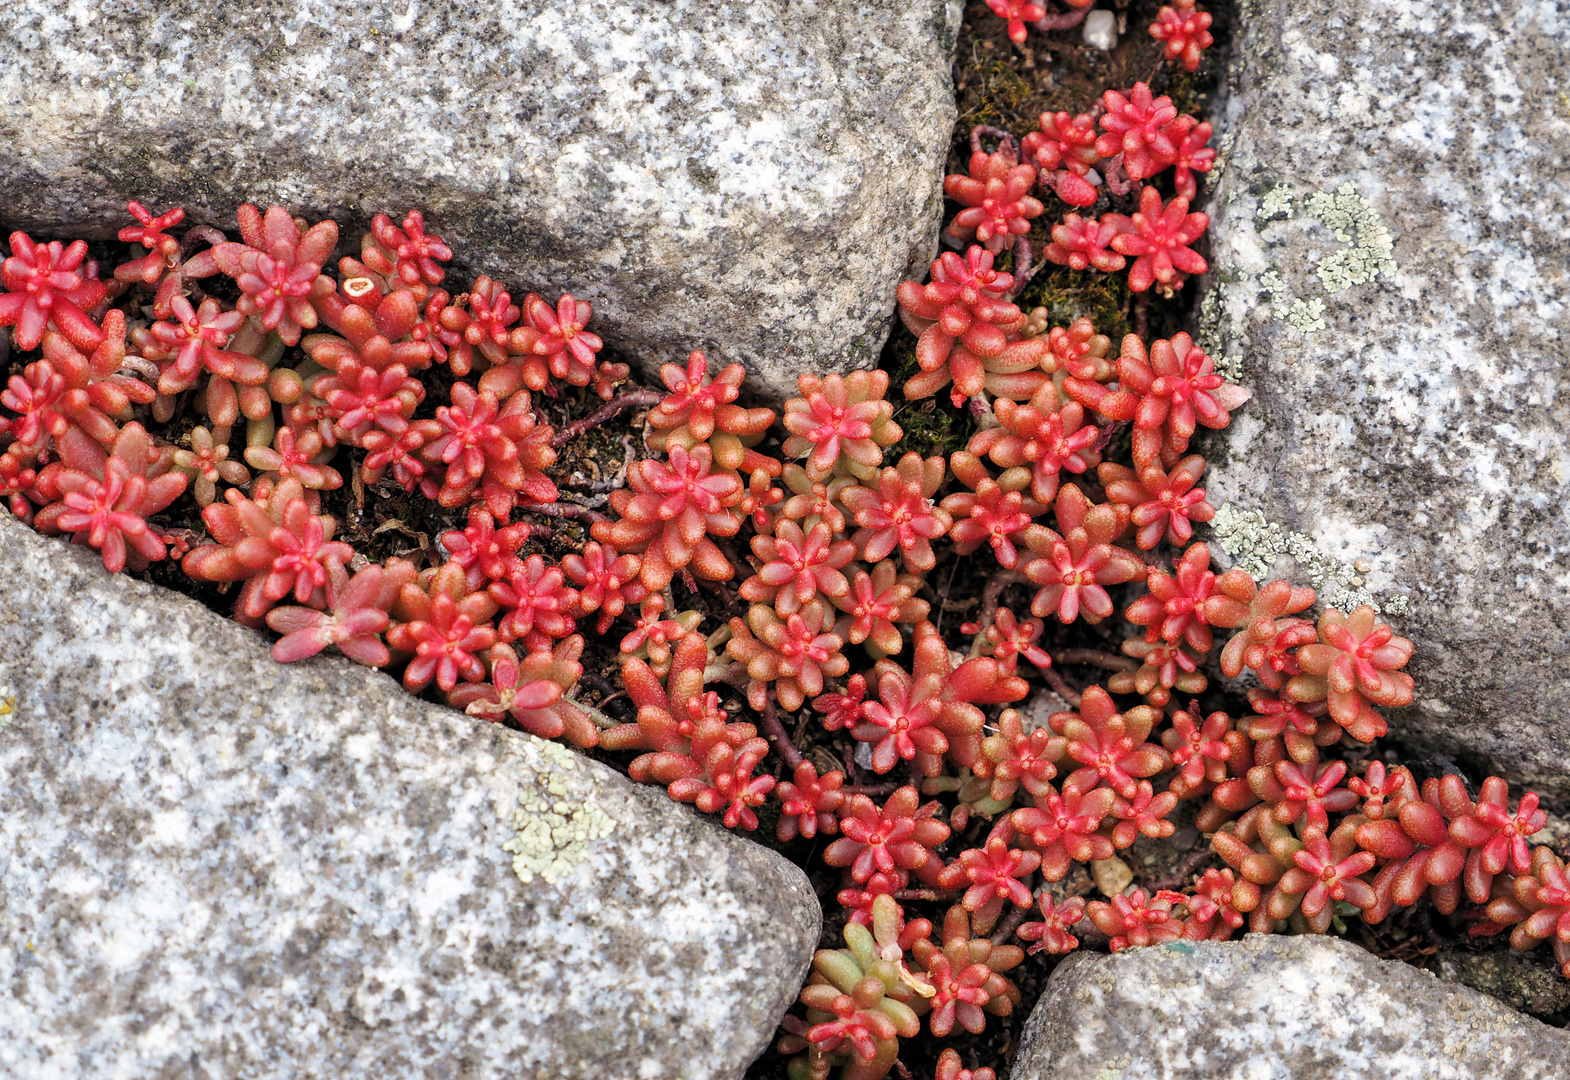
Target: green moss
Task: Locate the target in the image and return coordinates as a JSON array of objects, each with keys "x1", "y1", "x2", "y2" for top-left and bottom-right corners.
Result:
[
  {"x1": 1016, "y1": 267, "x2": 1131, "y2": 341},
  {"x1": 954, "y1": 52, "x2": 1038, "y2": 141}
]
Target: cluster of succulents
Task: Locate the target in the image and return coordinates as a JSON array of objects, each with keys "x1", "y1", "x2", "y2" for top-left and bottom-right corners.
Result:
[
  {"x1": 2, "y1": 5, "x2": 1563, "y2": 1080},
  {"x1": 899, "y1": 71, "x2": 1217, "y2": 412}
]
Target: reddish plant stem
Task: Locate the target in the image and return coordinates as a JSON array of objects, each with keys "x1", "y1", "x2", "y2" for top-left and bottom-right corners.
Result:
[
  {"x1": 1133, "y1": 292, "x2": 1150, "y2": 339},
  {"x1": 551, "y1": 389, "x2": 662, "y2": 447},
  {"x1": 976, "y1": 570, "x2": 1030, "y2": 632},
  {"x1": 1007, "y1": 237, "x2": 1041, "y2": 302},
  {"x1": 1054, "y1": 648, "x2": 1138, "y2": 672},
  {"x1": 895, "y1": 888, "x2": 962, "y2": 903},
  {"x1": 1043, "y1": 665, "x2": 1083, "y2": 709},
  {"x1": 990, "y1": 900, "x2": 1035, "y2": 946},
  {"x1": 1032, "y1": 3, "x2": 1091, "y2": 30},
  {"x1": 759, "y1": 693, "x2": 805, "y2": 771},
  {"x1": 970, "y1": 124, "x2": 1020, "y2": 160},
  {"x1": 180, "y1": 225, "x2": 228, "y2": 258},
  {"x1": 1090, "y1": 418, "x2": 1128, "y2": 456},
  {"x1": 524, "y1": 501, "x2": 610, "y2": 526},
  {"x1": 1102, "y1": 154, "x2": 1134, "y2": 196}
]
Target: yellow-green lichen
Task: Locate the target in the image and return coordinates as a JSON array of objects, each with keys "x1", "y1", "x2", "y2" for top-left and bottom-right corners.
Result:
[
  {"x1": 502, "y1": 739, "x2": 616, "y2": 886},
  {"x1": 0, "y1": 685, "x2": 16, "y2": 731},
  {"x1": 1210, "y1": 503, "x2": 1410, "y2": 616},
  {"x1": 1196, "y1": 289, "x2": 1246, "y2": 382},
  {"x1": 1285, "y1": 297, "x2": 1327, "y2": 333},
  {"x1": 1210, "y1": 132, "x2": 1235, "y2": 180},
  {"x1": 1305, "y1": 181, "x2": 1397, "y2": 292},
  {"x1": 1257, "y1": 181, "x2": 1295, "y2": 221},
  {"x1": 1090, "y1": 1054, "x2": 1133, "y2": 1080}
]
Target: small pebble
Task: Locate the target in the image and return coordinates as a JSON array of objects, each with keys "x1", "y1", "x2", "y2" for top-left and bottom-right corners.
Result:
[
  {"x1": 1082, "y1": 10, "x2": 1117, "y2": 51},
  {"x1": 1091, "y1": 855, "x2": 1134, "y2": 897}
]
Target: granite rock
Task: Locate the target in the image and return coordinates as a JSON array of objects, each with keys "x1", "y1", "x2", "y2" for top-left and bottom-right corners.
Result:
[
  {"x1": 0, "y1": 511, "x2": 819, "y2": 1080},
  {"x1": 1436, "y1": 945, "x2": 1570, "y2": 1021},
  {"x1": 0, "y1": 0, "x2": 963, "y2": 401},
  {"x1": 1013, "y1": 934, "x2": 1570, "y2": 1080},
  {"x1": 1196, "y1": 0, "x2": 1570, "y2": 799}
]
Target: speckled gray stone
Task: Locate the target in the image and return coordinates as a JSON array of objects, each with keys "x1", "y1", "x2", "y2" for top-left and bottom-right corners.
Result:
[
  {"x1": 1013, "y1": 934, "x2": 1570, "y2": 1080},
  {"x1": 1195, "y1": 0, "x2": 1570, "y2": 799},
  {"x1": 0, "y1": 511, "x2": 819, "y2": 1080},
  {"x1": 0, "y1": 0, "x2": 963, "y2": 401}
]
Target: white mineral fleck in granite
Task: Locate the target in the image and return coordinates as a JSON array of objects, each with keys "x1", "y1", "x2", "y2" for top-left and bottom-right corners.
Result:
[
  {"x1": 1196, "y1": 0, "x2": 1570, "y2": 799},
  {"x1": 0, "y1": 0, "x2": 964, "y2": 400},
  {"x1": 0, "y1": 511, "x2": 818, "y2": 1080},
  {"x1": 1013, "y1": 935, "x2": 1570, "y2": 1079}
]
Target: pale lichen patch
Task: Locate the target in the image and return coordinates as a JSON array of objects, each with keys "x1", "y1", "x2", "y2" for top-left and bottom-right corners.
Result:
[
  {"x1": 1210, "y1": 503, "x2": 1411, "y2": 616},
  {"x1": 502, "y1": 740, "x2": 616, "y2": 886},
  {"x1": 1257, "y1": 181, "x2": 1296, "y2": 221},
  {"x1": 1305, "y1": 180, "x2": 1397, "y2": 292},
  {"x1": 1212, "y1": 353, "x2": 1246, "y2": 381},
  {"x1": 0, "y1": 684, "x2": 16, "y2": 730},
  {"x1": 1286, "y1": 296, "x2": 1327, "y2": 332},
  {"x1": 1090, "y1": 1054, "x2": 1133, "y2": 1080}
]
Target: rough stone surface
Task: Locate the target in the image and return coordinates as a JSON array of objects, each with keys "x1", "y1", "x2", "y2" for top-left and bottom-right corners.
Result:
[
  {"x1": 1196, "y1": 0, "x2": 1570, "y2": 799},
  {"x1": 1436, "y1": 946, "x2": 1570, "y2": 1022},
  {"x1": 0, "y1": 511, "x2": 819, "y2": 1079},
  {"x1": 0, "y1": 0, "x2": 963, "y2": 401},
  {"x1": 1014, "y1": 934, "x2": 1570, "y2": 1079}
]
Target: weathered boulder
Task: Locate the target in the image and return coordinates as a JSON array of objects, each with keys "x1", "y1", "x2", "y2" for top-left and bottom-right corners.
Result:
[
  {"x1": 0, "y1": 0, "x2": 963, "y2": 401},
  {"x1": 0, "y1": 511, "x2": 819, "y2": 1080},
  {"x1": 1197, "y1": 0, "x2": 1570, "y2": 799},
  {"x1": 1013, "y1": 934, "x2": 1570, "y2": 1079}
]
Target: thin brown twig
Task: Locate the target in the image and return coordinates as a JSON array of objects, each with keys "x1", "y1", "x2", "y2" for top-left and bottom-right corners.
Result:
[
  {"x1": 1054, "y1": 648, "x2": 1138, "y2": 672},
  {"x1": 840, "y1": 783, "x2": 900, "y2": 798},
  {"x1": 551, "y1": 390, "x2": 663, "y2": 447},
  {"x1": 1141, "y1": 848, "x2": 1218, "y2": 893}
]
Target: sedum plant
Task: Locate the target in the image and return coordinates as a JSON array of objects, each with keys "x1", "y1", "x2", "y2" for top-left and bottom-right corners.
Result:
[{"x1": 5, "y1": 26, "x2": 1564, "y2": 1074}]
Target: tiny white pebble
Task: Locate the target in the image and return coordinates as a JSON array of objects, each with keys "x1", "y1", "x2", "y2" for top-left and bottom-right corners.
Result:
[{"x1": 1083, "y1": 10, "x2": 1117, "y2": 51}]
